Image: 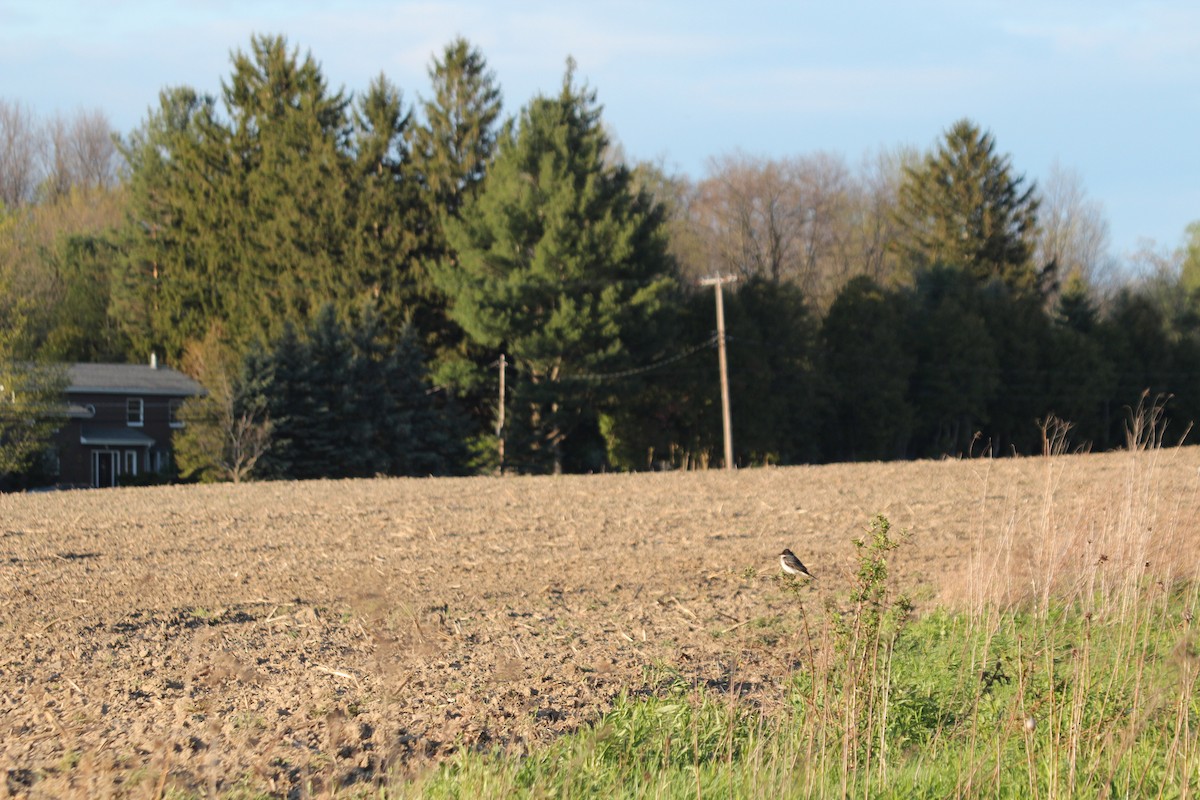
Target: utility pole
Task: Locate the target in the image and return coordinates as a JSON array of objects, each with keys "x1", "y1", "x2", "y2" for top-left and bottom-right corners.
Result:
[
  {"x1": 700, "y1": 273, "x2": 737, "y2": 470},
  {"x1": 496, "y1": 354, "x2": 507, "y2": 474}
]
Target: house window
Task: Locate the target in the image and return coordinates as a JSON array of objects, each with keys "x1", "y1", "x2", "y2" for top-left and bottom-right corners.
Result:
[
  {"x1": 44, "y1": 448, "x2": 61, "y2": 477},
  {"x1": 169, "y1": 398, "x2": 184, "y2": 428},
  {"x1": 127, "y1": 398, "x2": 144, "y2": 427},
  {"x1": 123, "y1": 450, "x2": 139, "y2": 476}
]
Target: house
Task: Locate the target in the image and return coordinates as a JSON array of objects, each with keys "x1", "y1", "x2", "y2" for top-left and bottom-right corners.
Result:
[{"x1": 53, "y1": 358, "x2": 205, "y2": 488}]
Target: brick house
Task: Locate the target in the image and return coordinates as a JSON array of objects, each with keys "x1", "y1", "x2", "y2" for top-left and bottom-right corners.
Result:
[{"x1": 53, "y1": 359, "x2": 205, "y2": 488}]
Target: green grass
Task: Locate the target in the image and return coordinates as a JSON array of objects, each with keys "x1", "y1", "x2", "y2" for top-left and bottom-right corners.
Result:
[{"x1": 400, "y1": 515, "x2": 1200, "y2": 800}]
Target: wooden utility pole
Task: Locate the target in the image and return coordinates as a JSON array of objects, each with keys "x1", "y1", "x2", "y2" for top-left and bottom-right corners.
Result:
[
  {"x1": 700, "y1": 273, "x2": 737, "y2": 470},
  {"x1": 496, "y1": 354, "x2": 507, "y2": 474}
]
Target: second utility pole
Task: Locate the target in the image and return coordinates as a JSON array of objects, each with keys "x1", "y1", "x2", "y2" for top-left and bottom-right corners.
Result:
[{"x1": 700, "y1": 273, "x2": 737, "y2": 470}]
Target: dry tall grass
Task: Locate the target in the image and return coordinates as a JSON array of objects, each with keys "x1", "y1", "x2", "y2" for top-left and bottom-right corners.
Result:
[{"x1": 412, "y1": 398, "x2": 1200, "y2": 799}]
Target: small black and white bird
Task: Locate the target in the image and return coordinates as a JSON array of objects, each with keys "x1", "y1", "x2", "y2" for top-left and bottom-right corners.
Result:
[{"x1": 779, "y1": 549, "x2": 815, "y2": 579}]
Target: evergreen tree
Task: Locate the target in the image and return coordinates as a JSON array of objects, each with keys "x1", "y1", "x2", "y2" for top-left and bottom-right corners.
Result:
[
  {"x1": 723, "y1": 278, "x2": 821, "y2": 464},
  {"x1": 116, "y1": 85, "x2": 228, "y2": 359},
  {"x1": 435, "y1": 62, "x2": 679, "y2": 473},
  {"x1": 242, "y1": 322, "x2": 306, "y2": 479},
  {"x1": 903, "y1": 267, "x2": 999, "y2": 457},
  {"x1": 412, "y1": 37, "x2": 502, "y2": 220},
  {"x1": 412, "y1": 38, "x2": 505, "y2": 440},
  {"x1": 1045, "y1": 274, "x2": 1113, "y2": 448},
  {"x1": 976, "y1": 281, "x2": 1055, "y2": 454},
  {"x1": 217, "y1": 35, "x2": 356, "y2": 345},
  {"x1": 118, "y1": 35, "x2": 433, "y2": 360},
  {"x1": 598, "y1": 289, "x2": 715, "y2": 471},
  {"x1": 1096, "y1": 290, "x2": 1177, "y2": 447},
  {"x1": 242, "y1": 305, "x2": 465, "y2": 480},
  {"x1": 348, "y1": 310, "x2": 467, "y2": 476},
  {"x1": 819, "y1": 275, "x2": 913, "y2": 460},
  {"x1": 346, "y1": 75, "x2": 433, "y2": 336},
  {"x1": 895, "y1": 119, "x2": 1044, "y2": 293}
]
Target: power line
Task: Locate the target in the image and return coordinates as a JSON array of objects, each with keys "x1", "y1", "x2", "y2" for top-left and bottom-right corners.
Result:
[{"x1": 557, "y1": 336, "x2": 716, "y2": 383}]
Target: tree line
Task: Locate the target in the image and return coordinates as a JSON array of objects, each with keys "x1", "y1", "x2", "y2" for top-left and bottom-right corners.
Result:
[{"x1": 3, "y1": 34, "x2": 1200, "y2": 485}]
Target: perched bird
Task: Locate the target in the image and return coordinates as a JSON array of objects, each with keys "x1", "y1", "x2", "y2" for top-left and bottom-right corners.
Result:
[{"x1": 779, "y1": 549, "x2": 814, "y2": 579}]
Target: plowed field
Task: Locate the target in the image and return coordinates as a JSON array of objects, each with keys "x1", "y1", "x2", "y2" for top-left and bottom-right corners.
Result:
[{"x1": 3, "y1": 447, "x2": 1198, "y2": 797}]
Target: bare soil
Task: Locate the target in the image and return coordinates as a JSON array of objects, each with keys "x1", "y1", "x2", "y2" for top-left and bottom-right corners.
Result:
[{"x1": 3, "y1": 448, "x2": 1199, "y2": 798}]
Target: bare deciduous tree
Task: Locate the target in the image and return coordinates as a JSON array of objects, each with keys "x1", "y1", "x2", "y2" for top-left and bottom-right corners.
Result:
[
  {"x1": 679, "y1": 148, "x2": 911, "y2": 310},
  {"x1": 1, "y1": 101, "x2": 121, "y2": 208},
  {"x1": 1036, "y1": 161, "x2": 1114, "y2": 295},
  {"x1": 854, "y1": 146, "x2": 916, "y2": 284},
  {"x1": 45, "y1": 109, "x2": 120, "y2": 200},
  {"x1": 175, "y1": 326, "x2": 272, "y2": 483},
  {"x1": 690, "y1": 151, "x2": 801, "y2": 284},
  {"x1": 0, "y1": 100, "x2": 41, "y2": 208}
]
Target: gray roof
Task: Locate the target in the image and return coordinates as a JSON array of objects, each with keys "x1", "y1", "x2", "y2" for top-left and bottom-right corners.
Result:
[
  {"x1": 79, "y1": 425, "x2": 157, "y2": 447},
  {"x1": 67, "y1": 363, "x2": 205, "y2": 397}
]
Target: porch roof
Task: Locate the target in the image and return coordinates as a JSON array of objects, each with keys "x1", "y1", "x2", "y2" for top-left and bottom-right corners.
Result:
[{"x1": 79, "y1": 425, "x2": 157, "y2": 448}]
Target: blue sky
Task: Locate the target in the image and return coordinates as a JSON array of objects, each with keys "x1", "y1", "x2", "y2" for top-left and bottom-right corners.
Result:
[{"x1": 2, "y1": 0, "x2": 1197, "y2": 259}]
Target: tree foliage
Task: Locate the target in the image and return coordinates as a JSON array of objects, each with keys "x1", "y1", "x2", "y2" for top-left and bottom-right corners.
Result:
[
  {"x1": 820, "y1": 275, "x2": 913, "y2": 460},
  {"x1": 895, "y1": 119, "x2": 1043, "y2": 293},
  {"x1": 173, "y1": 324, "x2": 271, "y2": 483},
  {"x1": 411, "y1": 38, "x2": 505, "y2": 406},
  {"x1": 117, "y1": 35, "x2": 431, "y2": 360},
  {"x1": 679, "y1": 149, "x2": 908, "y2": 310},
  {"x1": 243, "y1": 305, "x2": 464, "y2": 480},
  {"x1": 412, "y1": 37, "x2": 503, "y2": 220},
  {"x1": 9, "y1": 33, "x2": 1200, "y2": 476},
  {"x1": 436, "y1": 62, "x2": 679, "y2": 472},
  {"x1": 0, "y1": 309, "x2": 66, "y2": 488}
]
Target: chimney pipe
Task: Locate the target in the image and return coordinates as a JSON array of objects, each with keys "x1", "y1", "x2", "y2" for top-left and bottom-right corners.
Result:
[{"x1": 150, "y1": 352, "x2": 158, "y2": 370}]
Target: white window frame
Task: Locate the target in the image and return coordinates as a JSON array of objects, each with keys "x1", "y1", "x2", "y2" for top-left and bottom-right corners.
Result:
[
  {"x1": 126, "y1": 397, "x2": 144, "y2": 427},
  {"x1": 123, "y1": 449, "x2": 139, "y2": 476}
]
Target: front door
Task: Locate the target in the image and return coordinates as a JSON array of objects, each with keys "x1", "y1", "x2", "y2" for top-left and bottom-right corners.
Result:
[{"x1": 93, "y1": 450, "x2": 118, "y2": 488}]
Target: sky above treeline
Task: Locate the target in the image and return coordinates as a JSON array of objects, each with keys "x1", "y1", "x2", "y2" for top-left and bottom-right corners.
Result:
[{"x1": 2, "y1": 0, "x2": 1197, "y2": 260}]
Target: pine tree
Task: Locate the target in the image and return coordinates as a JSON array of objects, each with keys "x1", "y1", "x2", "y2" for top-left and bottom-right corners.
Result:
[
  {"x1": 435, "y1": 61, "x2": 678, "y2": 473},
  {"x1": 347, "y1": 75, "x2": 433, "y2": 336},
  {"x1": 114, "y1": 86, "x2": 223, "y2": 358},
  {"x1": 118, "y1": 35, "x2": 434, "y2": 361},
  {"x1": 820, "y1": 276, "x2": 913, "y2": 460},
  {"x1": 903, "y1": 267, "x2": 999, "y2": 457},
  {"x1": 220, "y1": 35, "x2": 355, "y2": 345},
  {"x1": 350, "y1": 314, "x2": 467, "y2": 476},
  {"x1": 1045, "y1": 274, "x2": 1113, "y2": 447},
  {"x1": 412, "y1": 38, "x2": 502, "y2": 220},
  {"x1": 239, "y1": 305, "x2": 465, "y2": 480},
  {"x1": 412, "y1": 38, "x2": 505, "y2": 435},
  {"x1": 895, "y1": 119, "x2": 1043, "y2": 293},
  {"x1": 723, "y1": 278, "x2": 821, "y2": 464}
]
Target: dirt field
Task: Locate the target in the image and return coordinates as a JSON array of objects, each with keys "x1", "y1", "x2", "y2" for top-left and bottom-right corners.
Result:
[{"x1": 3, "y1": 447, "x2": 1199, "y2": 797}]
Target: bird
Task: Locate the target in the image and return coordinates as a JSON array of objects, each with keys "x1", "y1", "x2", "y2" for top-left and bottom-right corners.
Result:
[{"x1": 779, "y1": 549, "x2": 814, "y2": 579}]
